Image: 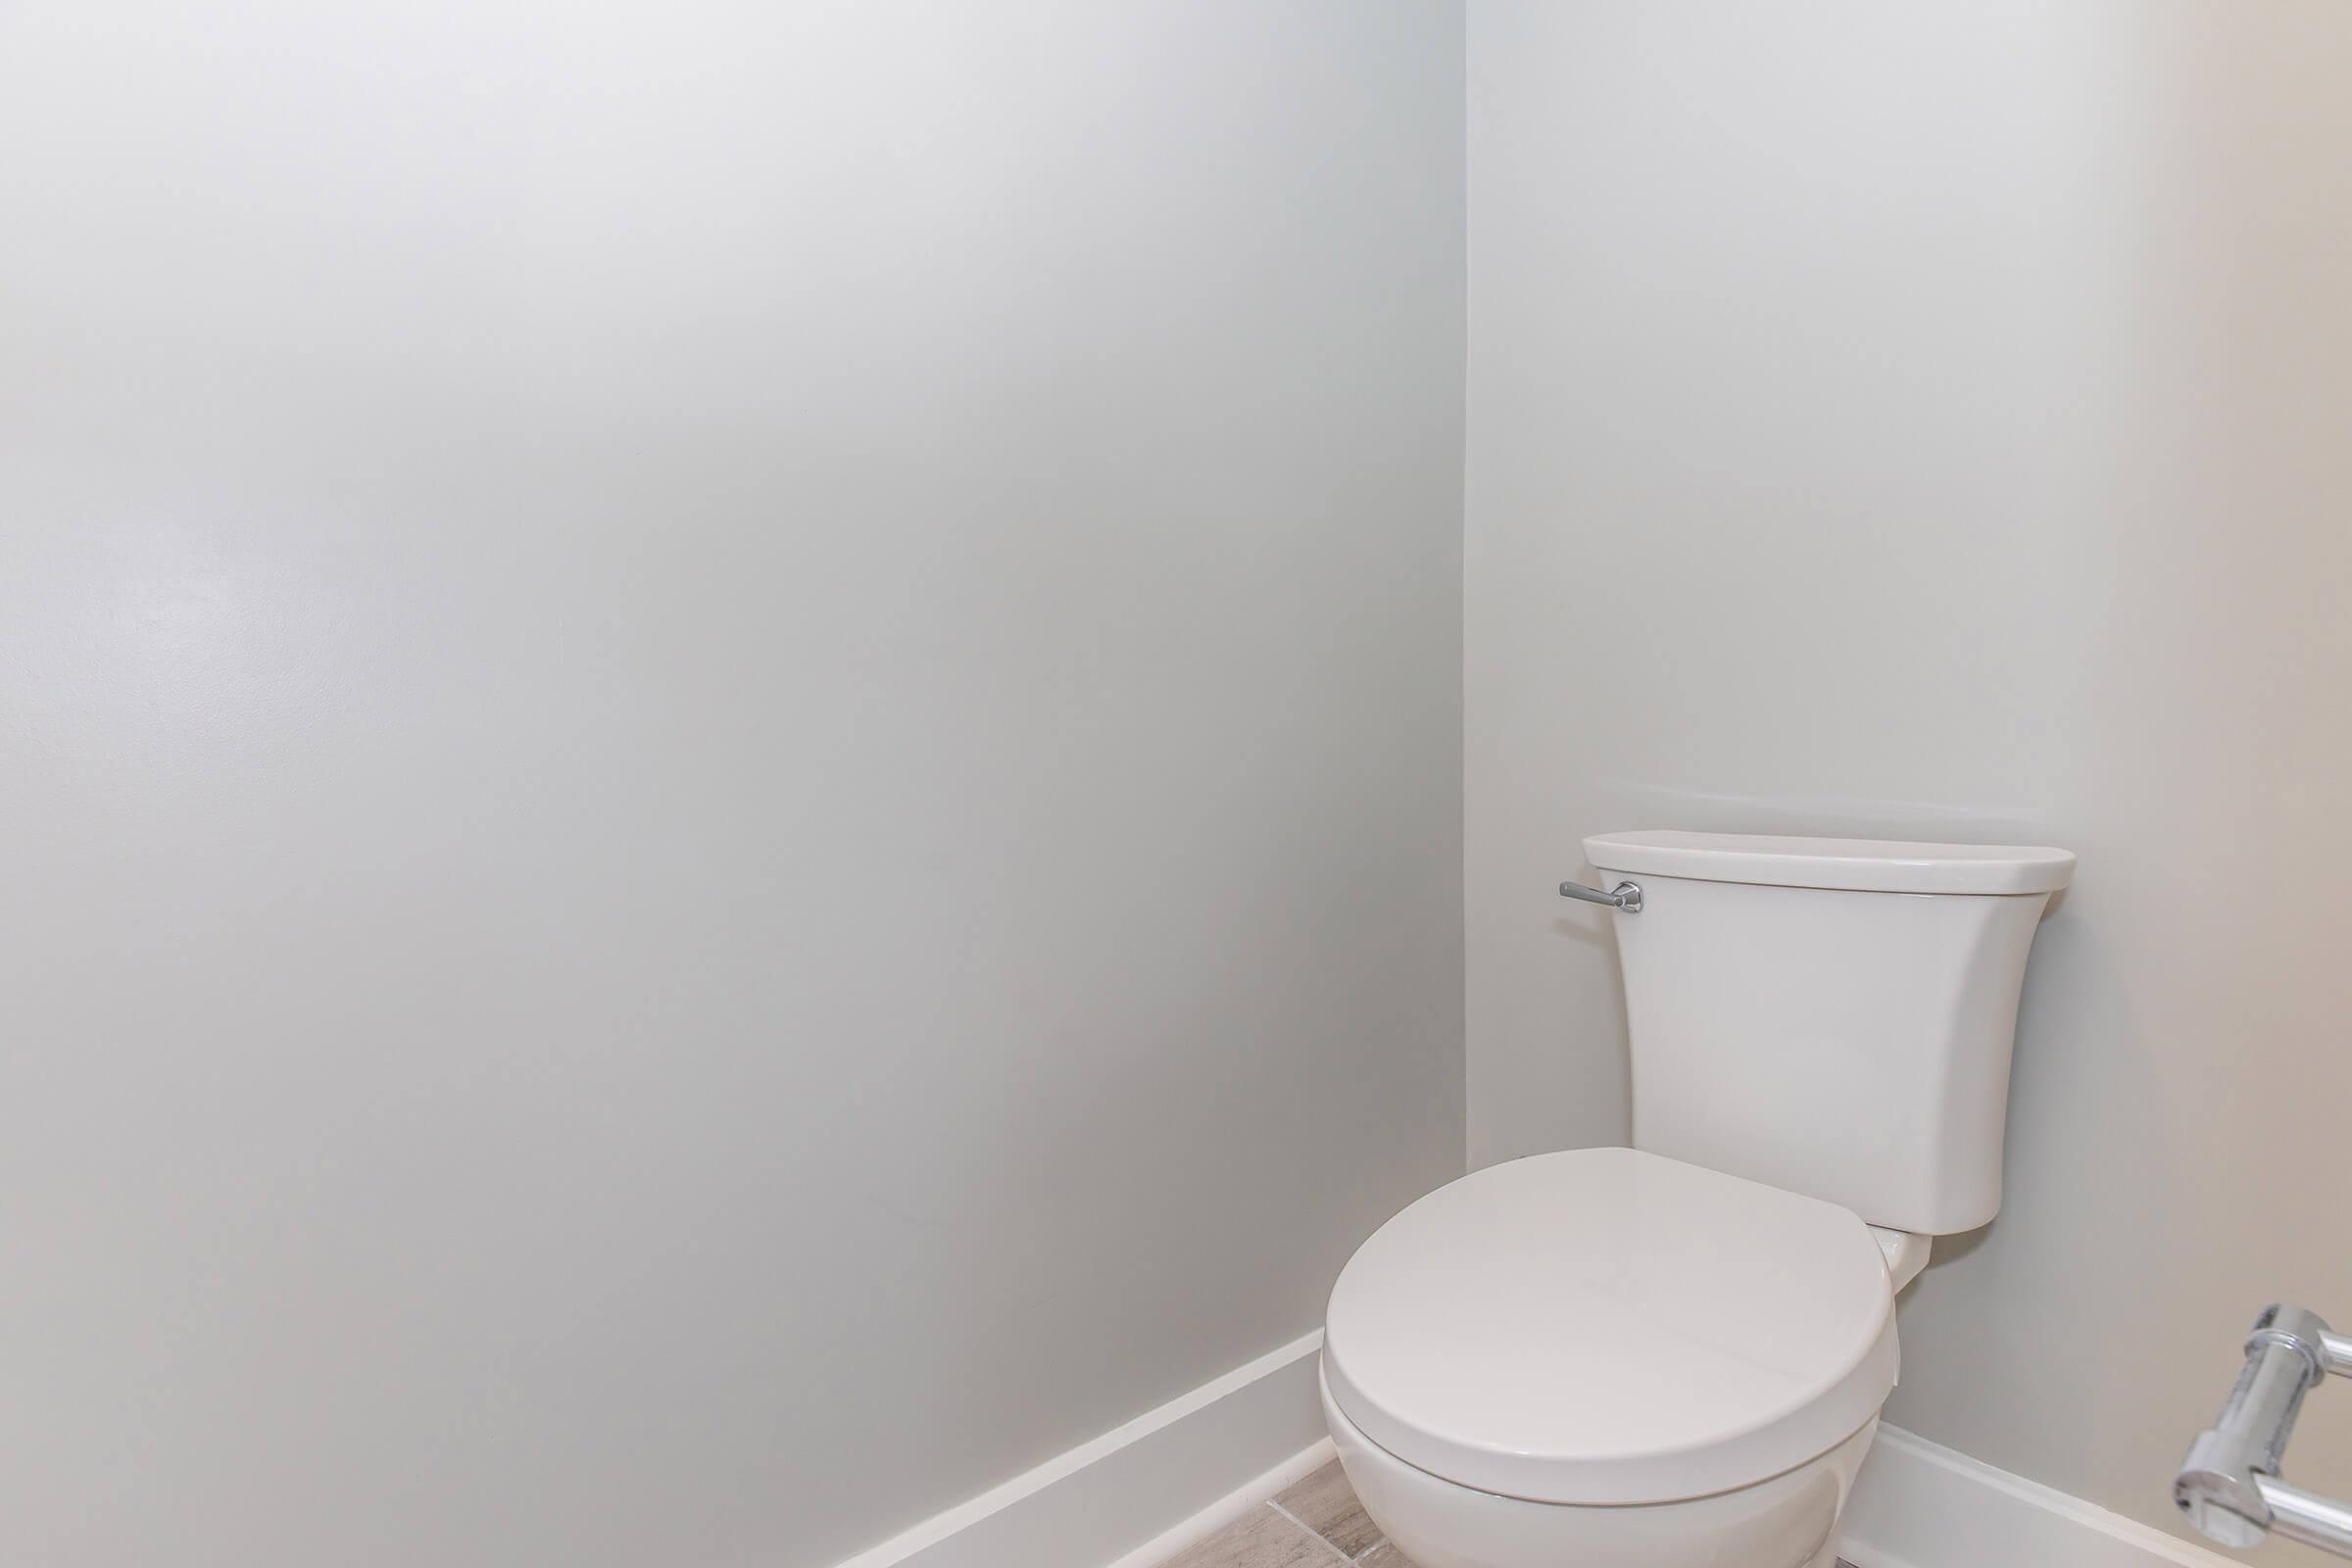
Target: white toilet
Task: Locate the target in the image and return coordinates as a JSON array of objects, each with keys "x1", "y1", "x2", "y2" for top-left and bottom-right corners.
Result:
[{"x1": 1320, "y1": 830, "x2": 2075, "y2": 1568}]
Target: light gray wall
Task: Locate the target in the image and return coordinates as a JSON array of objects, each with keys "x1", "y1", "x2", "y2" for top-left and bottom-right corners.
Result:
[
  {"x1": 0, "y1": 6, "x2": 1465, "y2": 1566},
  {"x1": 1465, "y1": 0, "x2": 2352, "y2": 1543}
]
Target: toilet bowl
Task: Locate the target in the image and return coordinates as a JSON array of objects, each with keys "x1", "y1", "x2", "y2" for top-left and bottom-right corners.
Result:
[
  {"x1": 1321, "y1": 1148, "x2": 1903, "y2": 1568},
  {"x1": 1325, "y1": 1367, "x2": 1876, "y2": 1568},
  {"x1": 1319, "y1": 831, "x2": 2075, "y2": 1568}
]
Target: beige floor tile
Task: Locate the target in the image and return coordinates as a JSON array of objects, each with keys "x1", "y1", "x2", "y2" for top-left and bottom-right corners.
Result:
[
  {"x1": 1160, "y1": 1505, "x2": 1341, "y2": 1568},
  {"x1": 1361, "y1": 1543, "x2": 1851, "y2": 1568},
  {"x1": 1271, "y1": 1460, "x2": 1383, "y2": 1559},
  {"x1": 1158, "y1": 1462, "x2": 1862, "y2": 1568}
]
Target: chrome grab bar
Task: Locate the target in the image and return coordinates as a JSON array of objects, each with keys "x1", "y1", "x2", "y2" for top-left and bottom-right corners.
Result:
[
  {"x1": 2178, "y1": 1305, "x2": 2352, "y2": 1556},
  {"x1": 1558, "y1": 879, "x2": 1642, "y2": 913}
]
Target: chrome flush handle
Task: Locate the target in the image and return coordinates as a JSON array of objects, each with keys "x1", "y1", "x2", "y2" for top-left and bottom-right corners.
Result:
[{"x1": 1558, "y1": 879, "x2": 1642, "y2": 913}]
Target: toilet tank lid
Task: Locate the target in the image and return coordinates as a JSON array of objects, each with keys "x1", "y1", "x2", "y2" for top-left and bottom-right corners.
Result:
[{"x1": 1585, "y1": 830, "x2": 2076, "y2": 895}]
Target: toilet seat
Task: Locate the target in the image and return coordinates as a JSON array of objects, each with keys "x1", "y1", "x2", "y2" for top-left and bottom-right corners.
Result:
[{"x1": 1322, "y1": 1147, "x2": 1898, "y2": 1506}]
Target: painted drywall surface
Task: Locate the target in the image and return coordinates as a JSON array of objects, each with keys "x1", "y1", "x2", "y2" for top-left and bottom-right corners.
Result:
[
  {"x1": 1465, "y1": 0, "x2": 2352, "y2": 1546},
  {"x1": 0, "y1": 5, "x2": 1465, "y2": 1565}
]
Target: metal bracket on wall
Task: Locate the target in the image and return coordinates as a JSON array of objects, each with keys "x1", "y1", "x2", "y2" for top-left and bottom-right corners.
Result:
[{"x1": 2177, "y1": 1304, "x2": 2352, "y2": 1556}]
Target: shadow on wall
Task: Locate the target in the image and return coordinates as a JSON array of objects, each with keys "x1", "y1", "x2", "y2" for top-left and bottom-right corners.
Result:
[
  {"x1": 1883, "y1": 895, "x2": 2186, "y2": 1495},
  {"x1": 1548, "y1": 903, "x2": 1628, "y2": 1070}
]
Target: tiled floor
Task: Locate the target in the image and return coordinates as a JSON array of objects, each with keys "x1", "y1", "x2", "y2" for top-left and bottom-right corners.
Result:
[
  {"x1": 1160, "y1": 1461, "x2": 1413, "y2": 1568},
  {"x1": 1157, "y1": 1459, "x2": 1856, "y2": 1568}
]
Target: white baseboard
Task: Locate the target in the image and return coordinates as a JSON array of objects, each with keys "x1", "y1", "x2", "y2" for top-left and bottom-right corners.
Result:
[
  {"x1": 829, "y1": 1332, "x2": 1330, "y2": 1568},
  {"x1": 1840, "y1": 1424, "x2": 2240, "y2": 1568}
]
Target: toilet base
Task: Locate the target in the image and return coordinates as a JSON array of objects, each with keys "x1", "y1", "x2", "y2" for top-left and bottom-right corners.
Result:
[{"x1": 1321, "y1": 1360, "x2": 1876, "y2": 1568}]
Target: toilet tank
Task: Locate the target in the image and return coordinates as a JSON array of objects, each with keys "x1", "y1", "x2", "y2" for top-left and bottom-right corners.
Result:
[{"x1": 1583, "y1": 831, "x2": 2074, "y2": 1236}]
